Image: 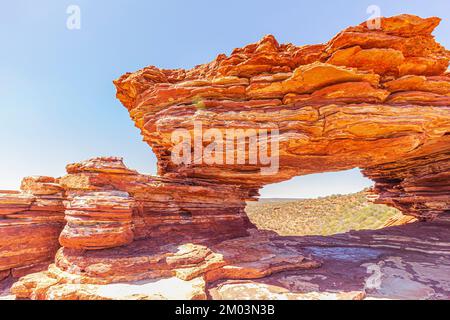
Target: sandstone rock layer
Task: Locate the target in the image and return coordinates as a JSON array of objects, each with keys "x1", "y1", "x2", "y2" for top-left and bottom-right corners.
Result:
[
  {"x1": 0, "y1": 177, "x2": 65, "y2": 279},
  {"x1": 2, "y1": 14, "x2": 450, "y2": 300},
  {"x1": 115, "y1": 14, "x2": 450, "y2": 220},
  {"x1": 8, "y1": 158, "x2": 319, "y2": 300}
]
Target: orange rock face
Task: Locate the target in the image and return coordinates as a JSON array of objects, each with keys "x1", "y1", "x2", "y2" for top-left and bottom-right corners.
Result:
[
  {"x1": 3, "y1": 14, "x2": 450, "y2": 300},
  {"x1": 0, "y1": 178, "x2": 65, "y2": 278},
  {"x1": 7, "y1": 158, "x2": 319, "y2": 299},
  {"x1": 114, "y1": 14, "x2": 450, "y2": 220},
  {"x1": 58, "y1": 157, "x2": 254, "y2": 250}
]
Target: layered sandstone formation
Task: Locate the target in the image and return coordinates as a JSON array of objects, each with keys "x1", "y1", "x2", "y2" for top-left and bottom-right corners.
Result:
[
  {"x1": 9, "y1": 157, "x2": 319, "y2": 299},
  {"x1": 115, "y1": 14, "x2": 450, "y2": 220},
  {"x1": 2, "y1": 14, "x2": 449, "y2": 300},
  {"x1": 58, "y1": 157, "x2": 254, "y2": 249},
  {"x1": 0, "y1": 177, "x2": 65, "y2": 280}
]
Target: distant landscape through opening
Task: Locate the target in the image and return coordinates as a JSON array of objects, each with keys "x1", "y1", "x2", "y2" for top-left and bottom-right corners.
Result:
[
  {"x1": 259, "y1": 169, "x2": 374, "y2": 200},
  {"x1": 247, "y1": 169, "x2": 410, "y2": 237}
]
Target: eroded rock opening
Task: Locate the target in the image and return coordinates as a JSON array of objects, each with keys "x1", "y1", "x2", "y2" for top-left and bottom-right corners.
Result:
[
  {"x1": 112, "y1": 14, "x2": 450, "y2": 222},
  {"x1": 258, "y1": 168, "x2": 374, "y2": 199},
  {"x1": 246, "y1": 169, "x2": 407, "y2": 237}
]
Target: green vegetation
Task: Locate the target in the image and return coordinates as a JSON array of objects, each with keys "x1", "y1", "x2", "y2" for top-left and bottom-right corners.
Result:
[{"x1": 246, "y1": 191, "x2": 403, "y2": 236}]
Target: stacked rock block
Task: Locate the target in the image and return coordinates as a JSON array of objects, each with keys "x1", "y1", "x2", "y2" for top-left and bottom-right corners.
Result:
[
  {"x1": 130, "y1": 178, "x2": 255, "y2": 243},
  {"x1": 58, "y1": 158, "x2": 135, "y2": 250},
  {"x1": 58, "y1": 157, "x2": 254, "y2": 250},
  {"x1": 0, "y1": 177, "x2": 65, "y2": 280},
  {"x1": 0, "y1": 156, "x2": 257, "y2": 285},
  {"x1": 11, "y1": 158, "x2": 320, "y2": 300},
  {"x1": 363, "y1": 151, "x2": 450, "y2": 221}
]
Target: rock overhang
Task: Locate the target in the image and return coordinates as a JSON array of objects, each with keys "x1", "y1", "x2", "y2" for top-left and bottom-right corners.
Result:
[{"x1": 114, "y1": 14, "x2": 450, "y2": 219}]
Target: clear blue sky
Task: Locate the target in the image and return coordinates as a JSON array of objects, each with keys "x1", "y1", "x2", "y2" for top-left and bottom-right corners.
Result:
[{"x1": 1, "y1": 0, "x2": 449, "y2": 198}]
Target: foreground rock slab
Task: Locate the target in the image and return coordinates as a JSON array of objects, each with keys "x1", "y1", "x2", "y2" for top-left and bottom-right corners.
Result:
[
  {"x1": 10, "y1": 230, "x2": 320, "y2": 300},
  {"x1": 209, "y1": 216, "x2": 450, "y2": 300},
  {"x1": 4, "y1": 217, "x2": 449, "y2": 300}
]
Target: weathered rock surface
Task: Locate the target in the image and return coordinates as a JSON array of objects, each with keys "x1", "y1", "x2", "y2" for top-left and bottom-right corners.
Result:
[
  {"x1": 0, "y1": 177, "x2": 65, "y2": 278},
  {"x1": 210, "y1": 216, "x2": 450, "y2": 300},
  {"x1": 11, "y1": 230, "x2": 320, "y2": 300},
  {"x1": 7, "y1": 216, "x2": 450, "y2": 300},
  {"x1": 115, "y1": 14, "x2": 450, "y2": 220},
  {"x1": 58, "y1": 157, "x2": 254, "y2": 250},
  {"x1": 9, "y1": 157, "x2": 304, "y2": 299},
  {"x1": 2, "y1": 14, "x2": 450, "y2": 300}
]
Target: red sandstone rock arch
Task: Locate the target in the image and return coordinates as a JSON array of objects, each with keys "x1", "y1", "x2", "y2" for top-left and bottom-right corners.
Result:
[{"x1": 114, "y1": 14, "x2": 450, "y2": 221}]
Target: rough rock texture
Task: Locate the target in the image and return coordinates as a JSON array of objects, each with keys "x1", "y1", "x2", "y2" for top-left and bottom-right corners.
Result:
[
  {"x1": 0, "y1": 177, "x2": 65, "y2": 279},
  {"x1": 58, "y1": 157, "x2": 254, "y2": 250},
  {"x1": 8, "y1": 158, "x2": 321, "y2": 299},
  {"x1": 11, "y1": 230, "x2": 321, "y2": 300},
  {"x1": 115, "y1": 14, "x2": 450, "y2": 220},
  {"x1": 209, "y1": 216, "x2": 450, "y2": 300},
  {"x1": 3, "y1": 14, "x2": 450, "y2": 300},
  {"x1": 8, "y1": 216, "x2": 450, "y2": 300},
  {"x1": 363, "y1": 152, "x2": 450, "y2": 220}
]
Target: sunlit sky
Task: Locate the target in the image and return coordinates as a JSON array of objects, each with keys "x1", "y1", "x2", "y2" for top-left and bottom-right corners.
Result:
[{"x1": 1, "y1": 0, "x2": 449, "y2": 198}]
